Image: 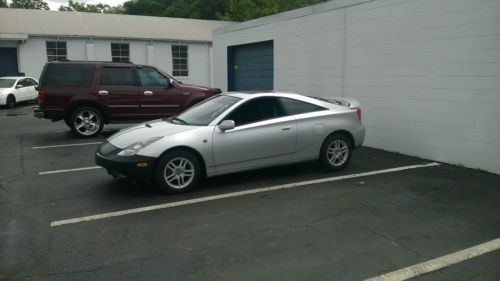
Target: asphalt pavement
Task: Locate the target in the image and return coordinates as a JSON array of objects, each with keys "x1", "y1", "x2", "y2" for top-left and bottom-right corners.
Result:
[{"x1": 1, "y1": 104, "x2": 499, "y2": 281}]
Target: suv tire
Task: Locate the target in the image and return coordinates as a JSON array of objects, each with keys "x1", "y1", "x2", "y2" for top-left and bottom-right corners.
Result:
[{"x1": 69, "y1": 106, "x2": 104, "y2": 138}]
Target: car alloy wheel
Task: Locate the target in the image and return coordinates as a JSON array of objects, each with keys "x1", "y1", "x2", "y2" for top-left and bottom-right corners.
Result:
[
  {"x1": 320, "y1": 133, "x2": 352, "y2": 171},
  {"x1": 327, "y1": 139, "x2": 349, "y2": 167},
  {"x1": 163, "y1": 157, "x2": 195, "y2": 189},
  {"x1": 155, "y1": 150, "x2": 201, "y2": 194}
]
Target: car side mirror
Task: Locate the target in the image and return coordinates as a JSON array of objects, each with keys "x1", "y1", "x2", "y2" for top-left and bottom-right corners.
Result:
[
  {"x1": 218, "y1": 120, "x2": 235, "y2": 132},
  {"x1": 16, "y1": 84, "x2": 23, "y2": 89},
  {"x1": 35, "y1": 85, "x2": 39, "y2": 91}
]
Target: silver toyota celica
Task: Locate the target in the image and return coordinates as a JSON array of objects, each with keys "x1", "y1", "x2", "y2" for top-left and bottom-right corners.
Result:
[{"x1": 95, "y1": 92, "x2": 365, "y2": 193}]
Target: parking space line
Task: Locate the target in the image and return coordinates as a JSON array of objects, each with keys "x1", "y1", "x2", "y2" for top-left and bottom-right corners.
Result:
[
  {"x1": 50, "y1": 162, "x2": 440, "y2": 227},
  {"x1": 33, "y1": 142, "x2": 102, "y2": 149},
  {"x1": 364, "y1": 237, "x2": 500, "y2": 281},
  {"x1": 39, "y1": 166, "x2": 102, "y2": 175}
]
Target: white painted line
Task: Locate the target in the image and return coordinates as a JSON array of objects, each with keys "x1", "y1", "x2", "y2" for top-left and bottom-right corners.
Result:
[
  {"x1": 33, "y1": 142, "x2": 102, "y2": 149},
  {"x1": 39, "y1": 166, "x2": 102, "y2": 175},
  {"x1": 50, "y1": 162, "x2": 440, "y2": 227},
  {"x1": 364, "y1": 237, "x2": 500, "y2": 281}
]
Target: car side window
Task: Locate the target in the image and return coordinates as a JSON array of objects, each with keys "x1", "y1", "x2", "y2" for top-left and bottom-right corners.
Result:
[
  {"x1": 225, "y1": 97, "x2": 286, "y2": 126},
  {"x1": 279, "y1": 97, "x2": 326, "y2": 115},
  {"x1": 16, "y1": 79, "x2": 27, "y2": 88},
  {"x1": 100, "y1": 67, "x2": 136, "y2": 86},
  {"x1": 23, "y1": 79, "x2": 34, "y2": 87},
  {"x1": 137, "y1": 67, "x2": 170, "y2": 88},
  {"x1": 28, "y1": 79, "x2": 38, "y2": 86}
]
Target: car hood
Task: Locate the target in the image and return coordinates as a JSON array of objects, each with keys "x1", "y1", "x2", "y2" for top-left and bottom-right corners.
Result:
[
  {"x1": 0, "y1": 88, "x2": 11, "y2": 94},
  {"x1": 176, "y1": 82, "x2": 213, "y2": 92},
  {"x1": 107, "y1": 119, "x2": 198, "y2": 148}
]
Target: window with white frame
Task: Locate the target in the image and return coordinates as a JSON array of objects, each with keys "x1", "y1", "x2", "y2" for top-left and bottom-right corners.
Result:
[
  {"x1": 46, "y1": 41, "x2": 67, "y2": 62},
  {"x1": 171, "y1": 45, "x2": 188, "y2": 77},
  {"x1": 111, "y1": 43, "x2": 130, "y2": 63}
]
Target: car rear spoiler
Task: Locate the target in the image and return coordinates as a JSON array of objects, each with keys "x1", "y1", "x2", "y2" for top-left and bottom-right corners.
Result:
[{"x1": 310, "y1": 96, "x2": 361, "y2": 109}]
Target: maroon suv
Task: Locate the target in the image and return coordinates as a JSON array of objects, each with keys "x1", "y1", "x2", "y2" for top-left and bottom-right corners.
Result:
[{"x1": 34, "y1": 61, "x2": 221, "y2": 137}]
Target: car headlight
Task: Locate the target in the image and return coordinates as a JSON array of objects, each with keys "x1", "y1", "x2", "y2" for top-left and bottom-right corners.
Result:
[{"x1": 118, "y1": 137, "x2": 163, "y2": 156}]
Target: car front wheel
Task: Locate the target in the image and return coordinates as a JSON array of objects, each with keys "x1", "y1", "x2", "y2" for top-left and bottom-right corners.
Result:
[
  {"x1": 69, "y1": 107, "x2": 104, "y2": 138},
  {"x1": 155, "y1": 150, "x2": 201, "y2": 194},
  {"x1": 6, "y1": 95, "x2": 16, "y2": 108},
  {"x1": 320, "y1": 133, "x2": 353, "y2": 171}
]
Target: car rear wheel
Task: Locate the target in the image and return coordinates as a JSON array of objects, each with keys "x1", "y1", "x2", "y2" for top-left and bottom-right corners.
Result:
[
  {"x1": 6, "y1": 95, "x2": 16, "y2": 108},
  {"x1": 69, "y1": 107, "x2": 104, "y2": 138},
  {"x1": 155, "y1": 150, "x2": 201, "y2": 194},
  {"x1": 320, "y1": 133, "x2": 352, "y2": 171}
]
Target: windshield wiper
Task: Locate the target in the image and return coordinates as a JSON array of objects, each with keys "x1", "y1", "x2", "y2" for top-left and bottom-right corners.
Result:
[{"x1": 165, "y1": 117, "x2": 189, "y2": 125}]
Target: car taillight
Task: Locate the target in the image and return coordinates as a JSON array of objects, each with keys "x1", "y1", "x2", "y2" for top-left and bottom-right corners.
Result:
[
  {"x1": 38, "y1": 90, "x2": 45, "y2": 105},
  {"x1": 356, "y1": 108, "x2": 362, "y2": 123}
]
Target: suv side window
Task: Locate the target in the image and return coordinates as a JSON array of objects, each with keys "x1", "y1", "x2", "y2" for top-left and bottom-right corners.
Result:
[
  {"x1": 100, "y1": 67, "x2": 136, "y2": 86},
  {"x1": 137, "y1": 67, "x2": 170, "y2": 87},
  {"x1": 42, "y1": 64, "x2": 95, "y2": 87},
  {"x1": 279, "y1": 97, "x2": 326, "y2": 115},
  {"x1": 225, "y1": 97, "x2": 286, "y2": 126}
]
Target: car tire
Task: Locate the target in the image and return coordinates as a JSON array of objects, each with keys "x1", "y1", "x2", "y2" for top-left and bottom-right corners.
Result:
[
  {"x1": 69, "y1": 106, "x2": 104, "y2": 138},
  {"x1": 154, "y1": 150, "x2": 201, "y2": 194},
  {"x1": 320, "y1": 133, "x2": 353, "y2": 171},
  {"x1": 6, "y1": 95, "x2": 16, "y2": 108}
]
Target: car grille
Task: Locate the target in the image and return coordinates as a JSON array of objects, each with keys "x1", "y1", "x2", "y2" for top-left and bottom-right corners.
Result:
[{"x1": 99, "y1": 142, "x2": 120, "y2": 156}]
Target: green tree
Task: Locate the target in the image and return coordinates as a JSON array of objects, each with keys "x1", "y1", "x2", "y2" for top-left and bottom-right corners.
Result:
[
  {"x1": 219, "y1": 0, "x2": 327, "y2": 21},
  {"x1": 10, "y1": 0, "x2": 50, "y2": 9},
  {"x1": 0, "y1": 0, "x2": 8, "y2": 8},
  {"x1": 59, "y1": 0, "x2": 123, "y2": 13},
  {"x1": 122, "y1": 0, "x2": 328, "y2": 21}
]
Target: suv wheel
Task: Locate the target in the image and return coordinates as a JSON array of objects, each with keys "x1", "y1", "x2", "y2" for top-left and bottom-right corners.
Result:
[
  {"x1": 320, "y1": 133, "x2": 353, "y2": 171},
  {"x1": 69, "y1": 107, "x2": 104, "y2": 138},
  {"x1": 6, "y1": 95, "x2": 16, "y2": 108},
  {"x1": 155, "y1": 150, "x2": 201, "y2": 194}
]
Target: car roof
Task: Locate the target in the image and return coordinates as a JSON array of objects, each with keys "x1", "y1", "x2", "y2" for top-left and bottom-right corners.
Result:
[
  {"x1": 0, "y1": 76, "x2": 36, "y2": 80},
  {"x1": 223, "y1": 91, "x2": 343, "y2": 110}
]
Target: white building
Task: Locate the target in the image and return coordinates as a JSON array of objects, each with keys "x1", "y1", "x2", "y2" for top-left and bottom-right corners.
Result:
[
  {"x1": 213, "y1": 0, "x2": 500, "y2": 174},
  {"x1": 0, "y1": 8, "x2": 232, "y2": 85}
]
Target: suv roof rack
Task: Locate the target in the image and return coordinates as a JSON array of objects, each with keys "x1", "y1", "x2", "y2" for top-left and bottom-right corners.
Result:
[{"x1": 51, "y1": 59, "x2": 133, "y2": 64}]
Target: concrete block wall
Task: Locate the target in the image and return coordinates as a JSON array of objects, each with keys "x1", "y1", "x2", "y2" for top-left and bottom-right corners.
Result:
[
  {"x1": 17, "y1": 37, "x2": 212, "y2": 86},
  {"x1": 213, "y1": 0, "x2": 500, "y2": 174}
]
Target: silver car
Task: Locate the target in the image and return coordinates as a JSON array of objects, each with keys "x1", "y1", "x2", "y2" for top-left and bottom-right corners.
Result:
[{"x1": 95, "y1": 92, "x2": 365, "y2": 193}]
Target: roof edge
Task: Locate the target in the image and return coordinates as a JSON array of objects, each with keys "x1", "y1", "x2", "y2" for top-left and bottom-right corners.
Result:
[
  {"x1": 214, "y1": 0, "x2": 373, "y2": 35},
  {"x1": 27, "y1": 34, "x2": 213, "y2": 44}
]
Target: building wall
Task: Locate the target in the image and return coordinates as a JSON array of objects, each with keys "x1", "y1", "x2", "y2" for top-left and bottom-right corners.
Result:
[
  {"x1": 17, "y1": 37, "x2": 213, "y2": 86},
  {"x1": 213, "y1": 0, "x2": 500, "y2": 174}
]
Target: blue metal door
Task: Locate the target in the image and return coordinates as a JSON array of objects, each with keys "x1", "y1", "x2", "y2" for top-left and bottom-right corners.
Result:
[
  {"x1": 0, "y1": 48, "x2": 19, "y2": 77},
  {"x1": 228, "y1": 41, "x2": 273, "y2": 91}
]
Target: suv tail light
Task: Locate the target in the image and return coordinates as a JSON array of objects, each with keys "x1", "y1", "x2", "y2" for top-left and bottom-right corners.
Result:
[
  {"x1": 38, "y1": 90, "x2": 46, "y2": 105},
  {"x1": 356, "y1": 108, "x2": 362, "y2": 123}
]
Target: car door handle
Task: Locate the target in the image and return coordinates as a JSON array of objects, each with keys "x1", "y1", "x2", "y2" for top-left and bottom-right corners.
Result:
[
  {"x1": 144, "y1": 91, "x2": 153, "y2": 96},
  {"x1": 281, "y1": 127, "x2": 291, "y2": 131},
  {"x1": 98, "y1": 90, "x2": 108, "y2": 96}
]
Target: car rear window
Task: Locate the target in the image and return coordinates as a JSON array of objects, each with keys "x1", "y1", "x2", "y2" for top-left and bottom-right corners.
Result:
[
  {"x1": 279, "y1": 97, "x2": 326, "y2": 115},
  {"x1": 41, "y1": 64, "x2": 95, "y2": 87}
]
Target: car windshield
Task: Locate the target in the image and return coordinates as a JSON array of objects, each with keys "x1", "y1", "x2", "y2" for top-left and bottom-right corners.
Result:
[
  {"x1": 173, "y1": 95, "x2": 241, "y2": 126},
  {"x1": 0, "y1": 79, "x2": 16, "y2": 88}
]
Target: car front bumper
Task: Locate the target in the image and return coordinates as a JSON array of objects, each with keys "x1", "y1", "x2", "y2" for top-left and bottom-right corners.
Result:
[{"x1": 95, "y1": 142, "x2": 156, "y2": 183}]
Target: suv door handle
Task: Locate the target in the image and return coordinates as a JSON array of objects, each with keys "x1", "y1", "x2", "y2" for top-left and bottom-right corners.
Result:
[
  {"x1": 98, "y1": 90, "x2": 108, "y2": 96},
  {"x1": 144, "y1": 91, "x2": 153, "y2": 96},
  {"x1": 281, "y1": 127, "x2": 291, "y2": 131}
]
